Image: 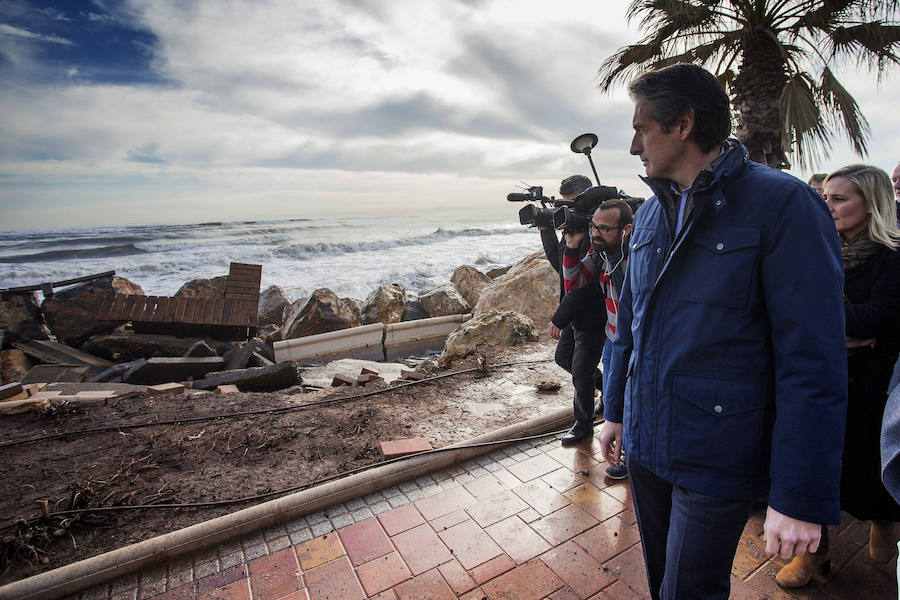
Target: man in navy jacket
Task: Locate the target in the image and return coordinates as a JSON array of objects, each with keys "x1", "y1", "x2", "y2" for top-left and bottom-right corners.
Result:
[{"x1": 598, "y1": 64, "x2": 847, "y2": 599}]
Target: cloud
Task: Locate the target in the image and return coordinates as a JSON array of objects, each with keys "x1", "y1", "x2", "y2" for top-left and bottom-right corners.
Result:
[{"x1": 0, "y1": 23, "x2": 73, "y2": 45}]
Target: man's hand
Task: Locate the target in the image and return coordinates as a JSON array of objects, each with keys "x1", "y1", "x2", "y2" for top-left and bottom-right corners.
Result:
[
  {"x1": 564, "y1": 231, "x2": 585, "y2": 249},
  {"x1": 549, "y1": 323, "x2": 561, "y2": 340},
  {"x1": 763, "y1": 506, "x2": 822, "y2": 559},
  {"x1": 846, "y1": 337, "x2": 877, "y2": 348},
  {"x1": 598, "y1": 421, "x2": 624, "y2": 466}
]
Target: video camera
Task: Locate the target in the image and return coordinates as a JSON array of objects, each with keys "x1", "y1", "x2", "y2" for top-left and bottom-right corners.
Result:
[{"x1": 509, "y1": 185, "x2": 640, "y2": 232}]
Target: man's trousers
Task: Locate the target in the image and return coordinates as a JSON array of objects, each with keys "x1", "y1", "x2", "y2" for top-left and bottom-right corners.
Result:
[
  {"x1": 628, "y1": 457, "x2": 754, "y2": 600},
  {"x1": 570, "y1": 326, "x2": 605, "y2": 429}
]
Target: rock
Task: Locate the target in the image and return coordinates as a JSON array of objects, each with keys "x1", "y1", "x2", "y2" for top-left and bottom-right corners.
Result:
[
  {"x1": 360, "y1": 284, "x2": 406, "y2": 325},
  {"x1": 174, "y1": 276, "x2": 227, "y2": 299},
  {"x1": 261, "y1": 324, "x2": 282, "y2": 345},
  {"x1": 224, "y1": 338, "x2": 269, "y2": 370},
  {"x1": 437, "y1": 310, "x2": 538, "y2": 367},
  {"x1": 83, "y1": 333, "x2": 219, "y2": 363},
  {"x1": 191, "y1": 361, "x2": 300, "y2": 392},
  {"x1": 419, "y1": 285, "x2": 470, "y2": 317},
  {"x1": 300, "y1": 359, "x2": 408, "y2": 389},
  {"x1": 184, "y1": 340, "x2": 217, "y2": 357},
  {"x1": 0, "y1": 291, "x2": 50, "y2": 345},
  {"x1": 122, "y1": 357, "x2": 225, "y2": 385},
  {"x1": 281, "y1": 289, "x2": 359, "y2": 339},
  {"x1": 401, "y1": 300, "x2": 428, "y2": 322},
  {"x1": 1, "y1": 349, "x2": 32, "y2": 384},
  {"x1": 474, "y1": 251, "x2": 558, "y2": 329},
  {"x1": 486, "y1": 265, "x2": 513, "y2": 279},
  {"x1": 258, "y1": 285, "x2": 291, "y2": 327},
  {"x1": 341, "y1": 297, "x2": 363, "y2": 322},
  {"x1": 451, "y1": 265, "x2": 492, "y2": 306},
  {"x1": 41, "y1": 276, "x2": 144, "y2": 347}
]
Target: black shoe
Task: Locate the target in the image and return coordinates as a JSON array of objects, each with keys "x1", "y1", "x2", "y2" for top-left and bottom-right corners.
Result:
[
  {"x1": 604, "y1": 461, "x2": 628, "y2": 480},
  {"x1": 561, "y1": 425, "x2": 593, "y2": 446}
]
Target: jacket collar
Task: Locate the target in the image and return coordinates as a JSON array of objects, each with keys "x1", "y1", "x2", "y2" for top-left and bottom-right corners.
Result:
[{"x1": 639, "y1": 138, "x2": 748, "y2": 206}]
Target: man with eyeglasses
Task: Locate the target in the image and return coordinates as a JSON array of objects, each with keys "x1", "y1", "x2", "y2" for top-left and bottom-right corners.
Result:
[{"x1": 549, "y1": 200, "x2": 634, "y2": 447}]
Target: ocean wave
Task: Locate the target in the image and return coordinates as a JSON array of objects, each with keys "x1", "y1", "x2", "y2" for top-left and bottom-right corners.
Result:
[{"x1": 0, "y1": 243, "x2": 149, "y2": 264}]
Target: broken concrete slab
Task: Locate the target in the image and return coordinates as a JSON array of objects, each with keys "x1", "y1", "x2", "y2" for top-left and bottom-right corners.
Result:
[
  {"x1": 0, "y1": 382, "x2": 23, "y2": 400},
  {"x1": 224, "y1": 338, "x2": 268, "y2": 370},
  {"x1": 122, "y1": 357, "x2": 225, "y2": 385},
  {"x1": 13, "y1": 339, "x2": 112, "y2": 369},
  {"x1": 300, "y1": 358, "x2": 407, "y2": 390},
  {"x1": 148, "y1": 383, "x2": 185, "y2": 395},
  {"x1": 88, "y1": 359, "x2": 146, "y2": 383},
  {"x1": 356, "y1": 373, "x2": 385, "y2": 386},
  {"x1": 249, "y1": 352, "x2": 274, "y2": 368},
  {"x1": 216, "y1": 384, "x2": 240, "y2": 394},
  {"x1": 21, "y1": 364, "x2": 92, "y2": 384},
  {"x1": 83, "y1": 333, "x2": 223, "y2": 363},
  {"x1": 191, "y1": 361, "x2": 299, "y2": 392},
  {"x1": 379, "y1": 437, "x2": 433, "y2": 459},
  {"x1": 44, "y1": 382, "x2": 147, "y2": 395},
  {"x1": 331, "y1": 373, "x2": 356, "y2": 387},
  {"x1": 184, "y1": 340, "x2": 217, "y2": 357}
]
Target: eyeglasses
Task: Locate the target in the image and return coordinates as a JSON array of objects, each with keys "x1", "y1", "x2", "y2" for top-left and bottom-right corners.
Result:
[{"x1": 590, "y1": 223, "x2": 622, "y2": 234}]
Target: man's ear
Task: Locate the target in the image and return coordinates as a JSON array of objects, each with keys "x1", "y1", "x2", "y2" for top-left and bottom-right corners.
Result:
[
  {"x1": 677, "y1": 108, "x2": 695, "y2": 141},
  {"x1": 623, "y1": 223, "x2": 633, "y2": 237}
]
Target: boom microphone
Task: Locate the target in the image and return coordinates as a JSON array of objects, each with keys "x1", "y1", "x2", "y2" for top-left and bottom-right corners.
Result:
[{"x1": 507, "y1": 193, "x2": 533, "y2": 202}]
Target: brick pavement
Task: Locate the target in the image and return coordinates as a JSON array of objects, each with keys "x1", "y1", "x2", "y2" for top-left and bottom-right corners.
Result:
[{"x1": 70, "y1": 432, "x2": 897, "y2": 600}]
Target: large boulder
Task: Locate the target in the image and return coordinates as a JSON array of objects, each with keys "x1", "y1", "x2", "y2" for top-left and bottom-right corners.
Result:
[
  {"x1": 473, "y1": 251, "x2": 557, "y2": 329},
  {"x1": 437, "y1": 310, "x2": 538, "y2": 367},
  {"x1": 341, "y1": 297, "x2": 363, "y2": 322},
  {"x1": 419, "y1": 285, "x2": 470, "y2": 317},
  {"x1": 401, "y1": 300, "x2": 428, "y2": 322},
  {"x1": 360, "y1": 283, "x2": 406, "y2": 325},
  {"x1": 258, "y1": 285, "x2": 291, "y2": 327},
  {"x1": 41, "y1": 276, "x2": 144, "y2": 347},
  {"x1": 0, "y1": 291, "x2": 50, "y2": 346},
  {"x1": 281, "y1": 288, "x2": 359, "y2": 339},
  {"x1": 174, "y1": 276, "x2": 227, "y2": 299},
  {"x1": 451, "y1": 265, "x2": 491, "y2": 307}
]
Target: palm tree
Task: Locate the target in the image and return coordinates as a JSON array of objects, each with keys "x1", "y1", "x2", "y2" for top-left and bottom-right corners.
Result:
[{"x1": 597, "y1": 1, "x2": 900, "y2": 169}]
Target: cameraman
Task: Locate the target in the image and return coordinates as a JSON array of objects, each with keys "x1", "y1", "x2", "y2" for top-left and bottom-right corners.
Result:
[
  {"x1": 539, "y1": 175, "x2": 595, "y2": 380},
  {"x1": 549, "y1": 200, "x2": 633, "y2": 447}
]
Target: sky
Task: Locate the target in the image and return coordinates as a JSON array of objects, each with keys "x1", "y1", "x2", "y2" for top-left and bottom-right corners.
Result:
[{"x1": 0, "y1": 0, "x2": 897, "y2": 229}]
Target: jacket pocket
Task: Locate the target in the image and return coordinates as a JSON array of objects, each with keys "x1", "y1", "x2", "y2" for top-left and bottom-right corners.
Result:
[
  {"x1": 670, "y1": 374, "x2": 767, "y2": 477},
  {"x1": 628, "y1": 228, "x2": 656, "y2": 295},
  {"x1": 683, "y1": 225, "x2": 760, "y2": 309}
]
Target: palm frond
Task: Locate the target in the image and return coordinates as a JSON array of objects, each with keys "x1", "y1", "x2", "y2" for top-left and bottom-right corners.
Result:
[
  {"x1": 819, "y1": 67, "x2": 871, "y2": 156},
  {"x1": 780, "y1": 73, "x2": 832, "y2": 170},
  {"x1": 829, "y1": 23, "x2": 900, "y2": 74}
]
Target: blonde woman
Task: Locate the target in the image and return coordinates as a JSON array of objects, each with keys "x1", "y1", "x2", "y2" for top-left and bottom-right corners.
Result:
[{"x1": 778, "y1": 164, "x2": 900, "y2": 587}]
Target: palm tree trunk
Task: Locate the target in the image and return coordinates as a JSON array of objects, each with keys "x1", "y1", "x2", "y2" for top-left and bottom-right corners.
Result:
[{"x1": 731, "y1": 29, "x2": 790, "y2": 169}]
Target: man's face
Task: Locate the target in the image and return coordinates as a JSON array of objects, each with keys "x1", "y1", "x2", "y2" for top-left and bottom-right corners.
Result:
[
  {"x1": 630, "y1": 98, "x2": 684, "y2": 180},
  {"x1": 892, "y1": 163, "x2": 900, "y2": 202},
  {"x1": 591, "y1": 207, "x2": 630, "y2": 252}
]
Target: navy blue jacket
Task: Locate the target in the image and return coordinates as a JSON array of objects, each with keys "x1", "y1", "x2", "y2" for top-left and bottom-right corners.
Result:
[{"x1": 604, "y1": 140, "x2": 847, "y2": 524}]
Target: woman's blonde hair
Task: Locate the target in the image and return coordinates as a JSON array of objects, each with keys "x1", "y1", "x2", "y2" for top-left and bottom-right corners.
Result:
[{"x1": 825, "y1": 164, "x2": 900, "y2": 249}]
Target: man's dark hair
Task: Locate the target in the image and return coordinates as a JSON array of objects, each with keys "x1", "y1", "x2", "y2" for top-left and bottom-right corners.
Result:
[
  {"x1": 559, "y1": 175, "x2": 593, "y2": 197},
  {"x1": 628, "y1": 63, "x2": 731, "y2": 153},
  {"x1": 598, "y1": 199, "x2": 633, "y2": 227}
]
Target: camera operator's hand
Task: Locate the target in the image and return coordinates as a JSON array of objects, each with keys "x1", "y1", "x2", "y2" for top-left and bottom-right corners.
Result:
[{"x1": 564, "y1": 230, "x2": 584, "y2": 249}]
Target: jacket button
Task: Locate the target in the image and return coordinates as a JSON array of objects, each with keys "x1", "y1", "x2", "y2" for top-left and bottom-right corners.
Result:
[
  {"x1": 715, "y1": 200, "x2": 722, "y2": 206},
  {"x1": 633, "y1": 243, "x2": 637, "y2": 250},
  {"x1": 715, "y1": 242, "x2": 724, "y2": 251},
  {"x1": 714, "y1": 404, "x2": 723, "y2": 414},
  {"x1": 656, "y1": 248, "x2": 662, "y2": 254}
]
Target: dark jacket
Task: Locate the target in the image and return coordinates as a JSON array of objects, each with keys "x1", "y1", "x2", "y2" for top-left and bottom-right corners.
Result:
[
  {"x1": 842, "y1": 244, "x2": 900, "y2": 520},
  {"x1": 541, "y1": 228, "x2": 590, "y2": 301},
  {"x1": 604, "y1": 139, "x2": 847, "y2": 524}
]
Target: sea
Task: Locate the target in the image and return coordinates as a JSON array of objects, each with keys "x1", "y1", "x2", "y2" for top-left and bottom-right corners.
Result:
[{"x1": 0, "y1": 209, "x2": 544, "y2": 303}]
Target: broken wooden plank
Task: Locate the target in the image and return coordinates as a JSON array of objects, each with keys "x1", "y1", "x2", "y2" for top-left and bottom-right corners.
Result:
[
  {"x1": 0, "y1": 271, "x2": 116, "y2": 294},
  {"x1": 14, "y1": 340, "x2": 112, "y2": 369},
  {"x1": 0, "y1": 382, "x2": 24, "y2": 401}
]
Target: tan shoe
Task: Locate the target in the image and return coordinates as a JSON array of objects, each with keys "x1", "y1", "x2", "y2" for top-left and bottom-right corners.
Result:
[
  {"x1": 869, "y1": 521, "x2": 896, "y2": 563},
  {"x1": 775, "y1": 552, "x2": 831, "y2": 588}
]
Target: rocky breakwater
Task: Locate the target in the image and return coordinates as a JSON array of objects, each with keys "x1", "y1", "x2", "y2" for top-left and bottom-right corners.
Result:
[{"x1": 0, "y1": 251, "x2": 559, "y2": 396}]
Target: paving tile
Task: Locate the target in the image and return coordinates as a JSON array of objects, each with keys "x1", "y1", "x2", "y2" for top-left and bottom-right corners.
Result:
[
  {"x1": 540, "y1": 540, "x2": 615, "y2": 598},
  {"x1": 294, "y1": 533, "x2": 345, "y2": 571},
  {"x1": 387, "y1": 494, "x2": 410, "y2": 509},
  {"x1": 573, "y1": 509, "x2": 641, "y2": 563},
  {"x1": 731, "y1": 531, "x2": 770, "y2": 580},
  {"x1": 484, "y1": 515, "x2": 551, "y2": 564},
  {"x1": 248, "y1": 547, "x2": 303, "y2": 600},
  {"x1": 331, "y1": 512, "x2": 355, "y2": 529},
  {"x1": 541, "y1": 466, "x2": 592, "y2": 493},
  {"x1": 518, "y1": 507, "x2": 542, "y2": 523},
  {"x1": 355, "y1": 551, "x2": 412, "y2": 597},
  {"x1": 457, "y1": 587, "x2": 486, "y2": 600},
  {"x1": 463, "y1": 473, "x2": 509, "y2": 499},
  {"x1": 437, "y1": 559, "x2": 477, "y2": 595},
  {"x1": 465, "y1": 489, "x2": 530, "y2": 528},
  {"x1": 288, "y1": 529, "x2": 313, "y2": 547},
  {"x1": 378, "y1": 503, "x2": 426, "y2": 536},
  {"x1": 604, "y1": 543, "x2": 651, "y2": 599},
  {"x1": 392, "y1": 523, "x2": 454, "y2": 575},
  {"x1": 195, "y1": 565, "x2": 248, "y2": 598},
  {"x1": 153, "y1": 582, "x2": 193, "y2": 600},
  {"x1": 371, "y1": 500, "x2": 392, "y2": 514},
  {"x1": 601, "y1": 480, "x2": 634, "y2": 510},
  {"x1": 428, "y1": 508, "x2": 470, "y2": 532},
  {"x1": 513, "y1": 479, "x2": 572, "y2": 516},
  {"x1": 351, "y1": 506, "x2": 375, "y2": 522},
  {"x1": 480, "y1": 559, "x2": 564, "y2": 600},
  {"x1": 493, "y1": 467, "x2": 523, "y2": 488},
  {"x1": 589, "y1": 579, "x2": 645, "y2": 600},
  {"x1": 310, "y1": 521, "x2": 335, "y2": 537},
  {"x1": 530, "y1": 503, "x2": 599, "y2": 546},
  {"x1": 507, "y1": 454, "x2": 564, "y2": 482},
  {"x1": 196, "y1": 578, "x2": 251, "y2": 600},
  {"x1": 414, "y1": 485, "x2": 478, "y2": 521},
  {"x1": 337, "y1": 517, "x2": 393, "y2": 566},
  {"x1": 137, "y1": 565, "x2": 167, "y2": 599},
  {"x1": 167, "y1": 558, "x2": 194, "y2": 590},
  {"x1": 303, "y1": 556, "x2": 366, "y2": 600},
  {"x1": 563, "y1": 483, "x2": 626, "y2": 522},
  {"x1": 468, "y1": 553, "x2": 516, "y2": 585},
  {"x1": 393, "y1": 567, "x2": 457, "y2": 600},
  {"x1": 369, "y1": 591, "x2": 398, "y2": 600},
  {"x1": 437, "y1": 519, "x2": 504, "y2": 570},
  {"x1": 548, "y1": 586, "x2": 580, "y2": 600}
]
